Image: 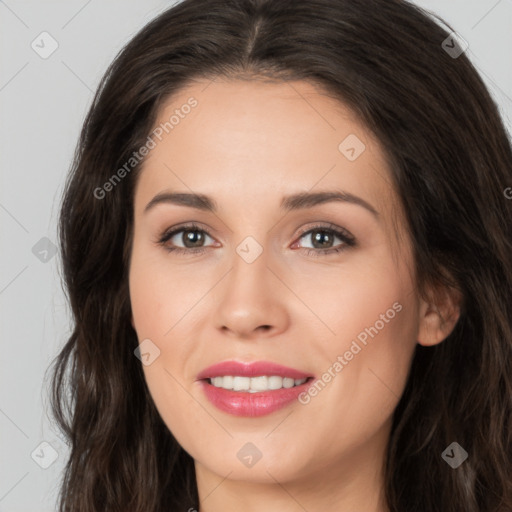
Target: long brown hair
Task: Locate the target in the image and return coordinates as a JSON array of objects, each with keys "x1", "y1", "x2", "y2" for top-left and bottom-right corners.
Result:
[{"x1": 48, "y1": 0, "x2": 512, "y2": 510}]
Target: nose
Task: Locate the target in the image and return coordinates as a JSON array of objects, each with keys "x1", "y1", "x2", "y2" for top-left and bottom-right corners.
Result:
[{"x1": 213, "y1": 248, "x2": 290, "y2": 340}]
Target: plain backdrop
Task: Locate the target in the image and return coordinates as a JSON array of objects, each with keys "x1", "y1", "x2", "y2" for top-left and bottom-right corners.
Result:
[{"x1": 1, "y1": 1, "x2": 511, "y2": 510}]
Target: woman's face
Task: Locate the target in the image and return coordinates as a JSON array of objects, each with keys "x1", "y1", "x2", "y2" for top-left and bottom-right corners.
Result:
[{"x1": 129, "y1": 78, "x2": 440, "y2": 491}]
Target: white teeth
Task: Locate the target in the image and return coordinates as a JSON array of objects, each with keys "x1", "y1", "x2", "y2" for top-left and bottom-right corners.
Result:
[
  {"x1": 208, "y1": 375, "x2": 308, "y2": 392},
  {"x1": 283, "y1": 377, "x2": 295, "y2": 388},
  {"x1": 222, "y1": 375, "x2": 234, "y2": 389},
  {"x1": 250, "y1": 376, "x2": 268, "y2": 391},
  {"x1": 233, "y1": 376, "x2": 250, "y2": 391},
  {"x1": 212, "y1": 376, "x2": 223, "y2": 387},
  {"x1": 268, "y1": 376, "x2": 283, "y2": 390}
]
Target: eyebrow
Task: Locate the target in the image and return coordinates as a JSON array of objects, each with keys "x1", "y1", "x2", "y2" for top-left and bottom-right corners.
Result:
[{"x1": 144, "y1": 190, "x2": 379, "y2": 218}]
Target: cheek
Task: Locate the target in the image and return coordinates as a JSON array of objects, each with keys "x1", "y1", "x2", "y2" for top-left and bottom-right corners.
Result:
[
  {"x1": 297, "y1": 253, "x2": 419, "y2": 430},
  {"x1": 286, "y1": 243, "x2": 418, "y2": 367},
  {"x1": 129, "y1": 250, "x2": 200, "y2": 339},
  {"x1": 129, "y1": 248, "x2": 211, "y2": 443},
  {"x1": 318, "y1": 283, "x2": 418, "y2": 442},
  {"x1": 129, "y1": 256, "x2": 198, "y2": 386}
]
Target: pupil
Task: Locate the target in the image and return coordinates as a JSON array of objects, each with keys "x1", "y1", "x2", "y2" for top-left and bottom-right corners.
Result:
[
  {"x1": 184, "y1": 230, "x2": 203, "y2": 247},
  {"x1": 313, "y1": 230, "x2": 332, "y2": 248},
  {"x1": 180, "y1": 229, "x2": 333, "y2": 249}
]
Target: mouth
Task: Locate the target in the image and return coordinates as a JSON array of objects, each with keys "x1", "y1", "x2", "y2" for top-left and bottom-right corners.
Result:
[
  {"x1": 197, "y1": 359, "x2": 314, "y2": 381},
  {"x1": 204, "y1": 375, "x2": 313, "y2": 393},
  {"x1": 197, "y1": 360, "x2": 315, "y2": 417}
]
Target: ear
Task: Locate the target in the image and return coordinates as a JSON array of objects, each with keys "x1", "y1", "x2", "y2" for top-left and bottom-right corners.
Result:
[{"x1": 417, "y1": 283, "x2": 462, "y2": 347}]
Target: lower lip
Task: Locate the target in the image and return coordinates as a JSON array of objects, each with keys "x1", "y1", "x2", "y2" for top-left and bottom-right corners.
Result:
[{"x1": 199, "y1": 379, "x2": 313, "y2": 417}]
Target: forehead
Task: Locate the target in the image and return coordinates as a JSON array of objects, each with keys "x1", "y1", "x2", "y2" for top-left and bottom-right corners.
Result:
[
  {"x1": 145, "y1": 78, "x2": 378, "y2": 169},
  {"x1": 132, "y1": 78, "x2": 410, "y2": 265},
  {"x1": 136, "y1": 78, "x2": 395, "y2": 212}
]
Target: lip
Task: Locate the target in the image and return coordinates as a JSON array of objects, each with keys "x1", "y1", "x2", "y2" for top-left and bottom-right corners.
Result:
[
  {"x1": 196, "y1": 360, "x2": 313, "y2": 380},
  {"x1": 199, "y1": 380, "x2": 313, "y2": 417},
  {"x1": 197, "y1": 360, "x2": 315, "y2": 417}
]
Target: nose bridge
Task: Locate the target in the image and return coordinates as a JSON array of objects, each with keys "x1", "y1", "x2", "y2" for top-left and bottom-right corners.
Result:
[
  {"x1": 228, "y1": 233, "x2": 272, "y2": 298},
  {"x1": 223, "y1": 209, "x2": 273, "y2": 282},
  {"x1": 212, "y1": 231, "x2": 289, "y2": 336}
]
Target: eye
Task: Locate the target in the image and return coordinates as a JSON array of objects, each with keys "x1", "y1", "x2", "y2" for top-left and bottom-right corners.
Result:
[
  {"x1": 292, "y1": 223, "x2": 356, "y2": 257},
  {"x1": 157, "y1": 223, "x2": 217, "y2": 255},
  {"x1": 156, "y1": 222, "x2": 356, "y2": 257}
]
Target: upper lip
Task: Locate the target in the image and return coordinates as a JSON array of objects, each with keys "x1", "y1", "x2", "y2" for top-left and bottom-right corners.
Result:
[{"x1": 196, "y1": 360, "x2": 314, "y2": 381}]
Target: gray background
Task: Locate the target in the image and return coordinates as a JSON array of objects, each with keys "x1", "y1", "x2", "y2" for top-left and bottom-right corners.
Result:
[{"x1": 1, "y1": 1, "x2": 510, "y2": 510}]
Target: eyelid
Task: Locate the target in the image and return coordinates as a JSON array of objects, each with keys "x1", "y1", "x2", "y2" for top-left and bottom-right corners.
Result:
[
  {"x1": 157, "y1": 222, "x2": 217, "y2": 246},
  {"x1": 294, "y1": 222, "x2": 355, "y2": 244},
  {"x1": 156, "y1": 221, "x2": 356, "y2": 255}
]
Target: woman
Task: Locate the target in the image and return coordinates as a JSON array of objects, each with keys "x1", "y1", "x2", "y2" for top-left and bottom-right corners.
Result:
[{"x1": 49, "y1": 0, "x2": 512, "y2": 510}]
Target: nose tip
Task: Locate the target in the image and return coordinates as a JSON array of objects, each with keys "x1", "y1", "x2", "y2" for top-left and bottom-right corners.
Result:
[{"x1": 212, "y1": 244, "x2": 292, "y2": 339}]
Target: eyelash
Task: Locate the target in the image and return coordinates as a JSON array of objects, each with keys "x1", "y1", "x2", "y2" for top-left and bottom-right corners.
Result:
[{"x1": 156, "y1": 222, "x2": 356, "y2": 257}]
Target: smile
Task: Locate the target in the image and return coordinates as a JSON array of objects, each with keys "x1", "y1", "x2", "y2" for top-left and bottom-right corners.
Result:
[
  {"x1": 197, "y1": 360, "x2": 315, "y2": 417},
  {"x1": 208, "y1": 375, "x2": 309, "y2": 392}
]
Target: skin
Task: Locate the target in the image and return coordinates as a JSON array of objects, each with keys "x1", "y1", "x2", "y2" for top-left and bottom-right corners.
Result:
[{"x1": 129, "y1": 78, "x2": 460, "y2": 512}]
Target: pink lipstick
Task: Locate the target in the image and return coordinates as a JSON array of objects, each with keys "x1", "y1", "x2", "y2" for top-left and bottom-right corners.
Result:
[{"x1": 197, "y1": 360, "x2": 314, "y2": 417}]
